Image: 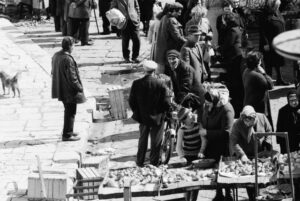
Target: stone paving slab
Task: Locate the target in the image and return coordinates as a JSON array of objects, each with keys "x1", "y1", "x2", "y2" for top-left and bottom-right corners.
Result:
[{"x1": 0, "y1": 18, "x2": 95, "y2": 200}]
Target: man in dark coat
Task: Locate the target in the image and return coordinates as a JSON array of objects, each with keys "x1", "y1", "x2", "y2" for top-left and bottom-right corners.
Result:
[
  {"x1": 52, "y1": 37, "x2": 85, "y2": 141},
  {"x1": 277, "y1": 90, "x2": 300, "y2": 153},
  {"x1": 129, "y1": 60, "x2": 171, "y2": 166},
  {"x1": 70, "y1": 0, "x2": 95, "y2": 46},
  {"x1": 50, "y1": 0, "x2": 67, "y2": 34},
  {"x1": 111, "y1": 0, "x2": 141, "y2": 63},
  {"x1": 164, "y1": 49, "x2": 205, "y2": 110}
]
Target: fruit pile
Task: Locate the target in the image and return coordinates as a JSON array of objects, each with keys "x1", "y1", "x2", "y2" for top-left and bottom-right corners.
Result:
[
  {"x1": 219, "y1": 159, "x2": 275, "y2": 177},
  {"x1": 278, "y1": 151, "x2": 300, "y2": 173},
  {"x1": 104, "y1": 165, "x2": 216, "y2": 188}
]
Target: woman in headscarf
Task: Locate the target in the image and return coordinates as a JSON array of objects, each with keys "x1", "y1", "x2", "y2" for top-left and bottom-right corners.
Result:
[
  {"x1": 230, "y1": 105, "x2": 274, "y2": 201},
  {"x1": 198, "y1": 87, "x2": 234, "y2": 201}
]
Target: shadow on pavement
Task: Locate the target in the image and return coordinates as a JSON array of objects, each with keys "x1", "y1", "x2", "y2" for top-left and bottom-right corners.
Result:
[
  {"x1": 0, "y1": 138, "x2": 59, "y2": 149},
  {"x1": 90, "y1": 130, "x2": 139, "y2": 143}
]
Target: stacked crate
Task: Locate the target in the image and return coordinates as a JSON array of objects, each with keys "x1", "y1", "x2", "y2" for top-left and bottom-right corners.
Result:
[
  {"x1": 107, "y1": 86, "x2": 127, "y2": 120},
  {"x1": 27, "y1": 173, "x2": 67, "y2": 201},
  {"x1": 75, "y1": 167, "x2": 102, "y2": 200},
  {"x1": 81, "y1": 156, "x2": 109, "y2": 178}
]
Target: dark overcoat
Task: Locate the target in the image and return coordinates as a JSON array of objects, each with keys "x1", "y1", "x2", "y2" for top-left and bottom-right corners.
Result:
[
  {"x1": 51, "y1": 50, "x2": 84, "y2": 103},
  {"x1": 155, "y1": 15, "x2": 186, "y2": 65},
  {"x1": 129, "y1": 74, "x2": 170, "y2": 126},
  {"x1": 165, "y1": 60, "x2": 205, "y2": 105},
  {"x1": 260, "y1": 11, "x2": 285, "y2": 67},
  {"x1": 200, "y1": 102, "x2": 235, "y2": 160},
  {"x1": 180, "y1": 41, "x2": 206, "y2": 82},
  {"x1": 71, "y1": 0, "x2": 94, "y2": 19},
  {"x1": 138, "y1": 0, "x2": 155, "y2": 21},
  {"x1": 276, "y1": 104, "x2": 300, "y2": 153}
]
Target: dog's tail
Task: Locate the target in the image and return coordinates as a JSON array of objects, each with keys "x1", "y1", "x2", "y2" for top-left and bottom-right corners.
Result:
[{"x1": 11, "y1": 66, "x2": 28, "y2": 82}]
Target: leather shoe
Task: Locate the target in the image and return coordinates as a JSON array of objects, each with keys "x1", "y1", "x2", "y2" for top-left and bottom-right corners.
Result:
[
  {"x1": 100, "y1": 31, "x2": 111, "y2": 35},
  {"x1": 124, "y1": 58, "x2": 132, "y2": 63},
  {"x1": 132, "y1": 58, "x2": 140, "y2": 63},
  {"x1": 62, "y1": 136, "x2": 81, "y2": 141},
  {"x1": 81, "y1": 42, "x2": 93, "y2": 46},
  {"x1": 67, "y1": 132, "x2": 79, "y2": 137}
]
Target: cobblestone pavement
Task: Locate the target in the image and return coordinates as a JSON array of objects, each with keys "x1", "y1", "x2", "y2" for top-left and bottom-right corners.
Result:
[{"x1": 1, "y1": 9, "x2": 295, "y2": 200}]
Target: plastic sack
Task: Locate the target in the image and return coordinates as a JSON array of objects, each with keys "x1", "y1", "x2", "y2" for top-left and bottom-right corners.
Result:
[{"x1": 106, "y1": 8, "x2": 126, "y2": 29}]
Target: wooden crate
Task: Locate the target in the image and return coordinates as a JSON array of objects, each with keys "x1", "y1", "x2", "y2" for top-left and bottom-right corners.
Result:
[
  {"x1": 75, "y1": 167, "x2": 102, "y2": 200},
  {"x1": 28, "y1": 172, "x2": 67, "y2": 201},
  {"x1": 107, "y1": 86, "x2": 127, "y2": 120},
  {"x1": 81, "y1": 156, "x2": 109, "y2": 178}
]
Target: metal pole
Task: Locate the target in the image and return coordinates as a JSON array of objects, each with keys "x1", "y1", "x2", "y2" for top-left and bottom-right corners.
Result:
[
  {"x1": 254, "y1": 133, "x2": 258, "y2": 201},
  {"x1": 285, "y1": 134, "x2": 295, "y2": 201},
  {"x1": 92, "y1": 0, "x2": 100, "y2": 34}
]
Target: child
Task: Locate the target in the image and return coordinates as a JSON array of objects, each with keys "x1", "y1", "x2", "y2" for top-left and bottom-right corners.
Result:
[{"x1": 176, "y1": 107, "x2": 207, "y2": 165}]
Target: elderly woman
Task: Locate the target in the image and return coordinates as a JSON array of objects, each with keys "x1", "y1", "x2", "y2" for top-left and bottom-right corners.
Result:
[
  {"x1": 198, "y1": 88, "x2": 234, "y2": 201},
  {"x1": 230, "y1": 105, "x2": 274, "y2": 201},
  {"x1": 260, "y1": 0, "x2": 288, "y2": 85}
]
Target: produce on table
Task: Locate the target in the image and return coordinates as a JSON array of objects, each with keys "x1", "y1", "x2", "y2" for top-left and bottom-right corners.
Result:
[
  {"x1": 219, "y1": 159, "x2": 275, "y2": 177},
  {"x1": 258, "y1": 184, "x2": 292, "y2": 201},
  {"x1": 103, "y1": 164, "x2": 216, "y2": 188},
  {"x1": 278, "y1": 151, "x2": 300, "y2": 173}
]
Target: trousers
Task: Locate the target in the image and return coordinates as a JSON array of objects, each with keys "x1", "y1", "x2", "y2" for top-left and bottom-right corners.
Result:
[
  {"x1": 136, "y1": 123, "x2": 164, "y2": 166},
  {"x1": 62, "y1": 102, "x2": 77, "y2": 137}
]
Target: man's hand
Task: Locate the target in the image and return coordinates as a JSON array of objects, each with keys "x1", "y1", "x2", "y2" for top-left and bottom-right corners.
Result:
[
  {"x1": 241, "y1": 155, "x2": 249, "y2": 162},
  {"x1": 198, "y1": 152, "x2": 205, "y2": 158}
]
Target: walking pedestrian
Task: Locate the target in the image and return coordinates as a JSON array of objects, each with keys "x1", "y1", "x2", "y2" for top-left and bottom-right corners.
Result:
[
  {"x1": 51, "y1": 37, "x2": 86, "y2": 142},
  {"x1": 110, "y1": 0, "x2": 141, "y2": 63},
  {"x1": 129, "y1": 60, "x2": 172, "y2": 166}
]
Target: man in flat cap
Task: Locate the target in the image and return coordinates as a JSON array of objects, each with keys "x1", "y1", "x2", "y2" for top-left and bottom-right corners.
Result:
[
  {"x1": 129, "y1": 60, "x2": 172, "y2": 167},
  {"x1": 181, "y1": 25, "x2": 207, "y2": 83},
  {"x1": 165, "y1": 49, "x2": 205, "y2": 110}
]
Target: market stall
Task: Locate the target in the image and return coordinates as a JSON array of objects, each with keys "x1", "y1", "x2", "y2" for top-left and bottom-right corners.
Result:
[{"x1": 98, "y1": 161, "x2": 217, "y2": 200}]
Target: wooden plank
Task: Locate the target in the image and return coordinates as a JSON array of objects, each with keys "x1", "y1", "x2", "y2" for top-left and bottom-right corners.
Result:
[
  {"x1": 36, "y1": 155, "x2": 47, "y2": 199},
  {"x1": 86, "y1": 168, "x2": 95, "y2": 200}
]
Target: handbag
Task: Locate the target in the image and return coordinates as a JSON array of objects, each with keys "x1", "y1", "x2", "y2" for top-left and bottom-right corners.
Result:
[{"x1": 75, "y1": 91, "x2": 87, "y2": 104}]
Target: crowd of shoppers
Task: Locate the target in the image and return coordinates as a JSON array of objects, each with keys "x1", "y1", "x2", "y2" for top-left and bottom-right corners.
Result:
[{"x1": 50, "y1": 0, "x2": 300, "y2": 200}]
